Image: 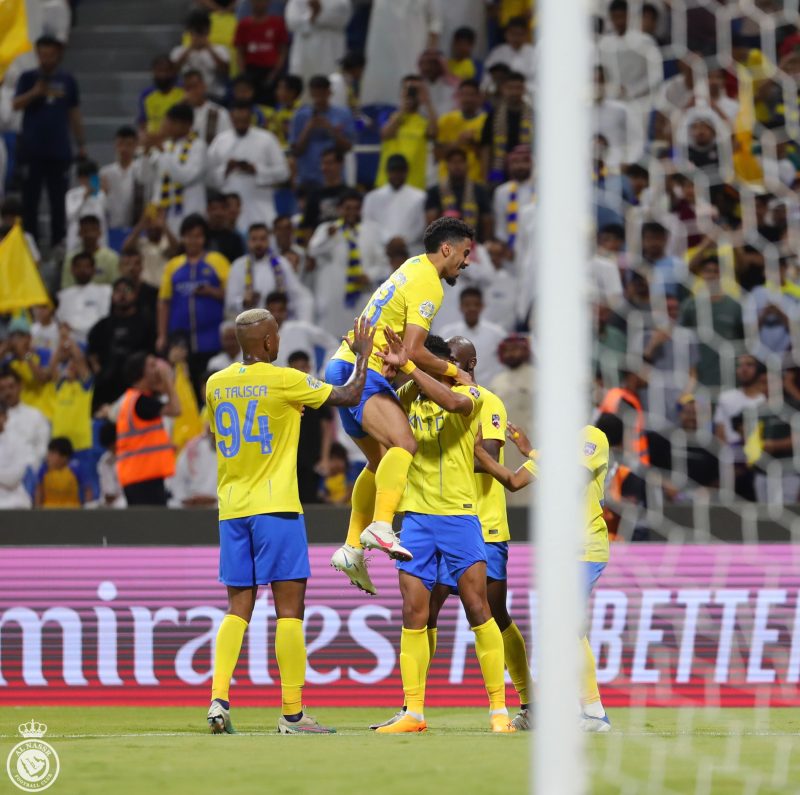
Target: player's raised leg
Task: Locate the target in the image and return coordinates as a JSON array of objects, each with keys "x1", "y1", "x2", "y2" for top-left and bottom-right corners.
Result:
[
  {"x1": 208, "y1": 580, "x2": 255, "y2": 734},
  {"x1": 358, "y1": 393, "x2": 417, "y2": 557},
  {"x1": 330, "y1": 435, "x2": 381, "y2": 595}
]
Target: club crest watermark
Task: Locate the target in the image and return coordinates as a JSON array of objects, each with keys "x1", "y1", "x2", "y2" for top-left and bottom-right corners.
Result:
[{"x1": 6, "y1": 720, "x2": 60, "y2": 791}]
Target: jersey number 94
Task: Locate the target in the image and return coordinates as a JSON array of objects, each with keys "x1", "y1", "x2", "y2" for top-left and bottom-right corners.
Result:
[{"x1": 215, "y1": 399, "x2": 273, "y2": 458}]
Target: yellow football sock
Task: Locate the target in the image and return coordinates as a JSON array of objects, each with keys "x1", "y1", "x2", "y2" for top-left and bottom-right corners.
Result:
[
  {"x1": 400, "y1": 626, "x2": 430, "y2": 716},
  {"x1": 501, "y1": 622, "x2": 531, "y2": 706},
  {"x1": 345, "y1": 467, "x2": 376, "y2": 547},
  {"x1": 427, "y1": 627, "x2": 438, "y2": 662},
  {"x1": 581, "y1": 635, "x2": 601, "y2": 705},
  {"x1": 211, "y1": 614, "x2": 248, "y2": 703},
  {"x1": 473, "y1": 618, "x2": 506, "y2": 713},
  {"x1": 275, "y1": 618, "x2": 306, "y2": 715},
  {"x1": 373, "y1": 447, "x2": 413, "y2": 524}
]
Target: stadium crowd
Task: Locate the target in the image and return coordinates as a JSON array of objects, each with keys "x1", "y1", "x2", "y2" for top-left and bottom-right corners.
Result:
[{"x1": 0, "y1": 0, "x2": 799, "y2": 519}]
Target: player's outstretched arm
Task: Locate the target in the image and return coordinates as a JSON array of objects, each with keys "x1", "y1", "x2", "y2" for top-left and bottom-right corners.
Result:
[
  {"x1": 377, "y1": 329, "x2": 473, "y2": 415},
  {"x1": 507, "y1": 422, "x2": 534, "y2": 456},
  {"x1": 324, "y1": 317, "x2": 376, "y2": 407},
  {"x1": 474, "y1": 441, "x2": 534, "y2": 492},
  {"x1": 403, "y1": 324, "x2": 471, "y2": 383}
]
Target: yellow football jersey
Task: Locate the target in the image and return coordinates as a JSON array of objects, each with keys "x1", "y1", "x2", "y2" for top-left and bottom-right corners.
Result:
[
  {"x1": 206, "y1": 361, "x2": 333, "y2": 520},
  {"x1": 398, "y1": 382, "x2": 483, "y2": 515},
  {"x1": 522, "y1": 425, "x2": 609, "y2": 562},
  {"x1": 333, "y1": 254, "x2": 444, "y2": 373},
  {"x1": 476, "y1": 388, "x2": 510, "y2": 543}
]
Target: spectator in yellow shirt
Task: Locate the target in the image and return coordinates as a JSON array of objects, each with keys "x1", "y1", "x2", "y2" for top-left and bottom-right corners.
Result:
[
  {"x1": 448, "y1": 26, "x2": 480, "y2": 81},
  {"x1": 436, "y1": 78, "x2": 486, "y2": 182},
  {"x1": 376, "y1": 75, "x2": 437, "y2": 189}
]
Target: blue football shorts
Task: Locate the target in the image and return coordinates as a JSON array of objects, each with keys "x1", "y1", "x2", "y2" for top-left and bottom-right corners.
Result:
[
  {"x1": 324, "y1": 357, "x2": 398, "y2": 438},
  {"x1": 436, "y1": 540, "x2": 508, "y2": 593},
  {"x1": 218, "y1": 512, "x2": 311, "y2": 587},
  {"x1": 397, "y1": 512, "x2": 487, "y2": 591},
  {"x1": 582, "y1": 560, "x2": 607, "y2": 599}
]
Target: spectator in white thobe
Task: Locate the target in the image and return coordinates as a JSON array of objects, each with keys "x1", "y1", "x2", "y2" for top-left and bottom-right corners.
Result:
[
  {"x1": 57, "y1": 253, "x2": 113, "y2": 344},
  {"x1": 492, "y1": 146, "x2": 534, "y2": 250},
  {"x1": 362, "y1": 154, "x2": 426, "y2": 252},
  {"x1": 226, "y1": 223, "x2": 313, "y2": 321},
  {"x1": 0, "y1": 403, "x2": 31, "y2": 509},
  {"x1": 183, "y1": 69, "x2": 232, "y2": 146},
  {"x1": 0, "y1": 369, "x2": 50, "y2": 474},
  {"x1": 361, "y1": 0, "x2": 441, "y2": 106},
  {"x1": 100, "y1": 125, "x2": 142, "y2": 230},
  {"x1": 440, "y1": 285, "x2": 507, "y2": 384},
  {"x1": 285, "y1": 0, "x2": 351, "y2": 86},
  {"x1": 169, "y1": 430, "x2": 218, "y2": 508},
  {"x1": 307, "y1": 189, "x2": 389, "y2": 337},
  {"x1": 266, "y1": 292, "x2": 341, "y2": 372},
  {"x1": 209, "y1": 100, "x2": 289, "y2": 232},
  {"x1": 149, "y1": 103, "x2": 208, "y2": 237}
]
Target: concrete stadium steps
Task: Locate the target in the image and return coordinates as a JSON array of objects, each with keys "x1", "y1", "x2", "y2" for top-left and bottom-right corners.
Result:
[
  {"x1": 75, "y1": 0, "x2": 190, "y2": 27},
  {"x1": 67, "y1": 25, "x2": 183, "y2": 56},
  {"x1": 63, "y1": 0, "x2": 188, "y2": 165}
]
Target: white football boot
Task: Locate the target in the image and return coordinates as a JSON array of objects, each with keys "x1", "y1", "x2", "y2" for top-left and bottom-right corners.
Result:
[
  {"x1": 330, "y1": 544, "x2": 377, "y2": 595},
  {"x1": 359, "y1": 521, "x2": 412, "y2": 561}
]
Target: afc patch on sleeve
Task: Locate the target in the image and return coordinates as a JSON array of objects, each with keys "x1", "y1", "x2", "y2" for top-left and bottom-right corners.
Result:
[
  {"x1": 491, "y1": 413, "x2": 501, "y2": 428},
  {"x1": 418, "y1": 300, "x2": 435, "y2": 319},
  {"x1": 584, "y1": 441, "x2": 597, "y2": 456},
  {"x1": 469, "y1": 386, "x2": 481, "y2": 399},
  {"x1": 307, "y1": 375, "x2": 324, "y2": 390}
]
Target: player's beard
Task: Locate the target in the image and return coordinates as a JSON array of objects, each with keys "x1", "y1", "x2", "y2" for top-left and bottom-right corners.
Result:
[{"x1": 444, "y1": 276, "x2": 458, "y2": 286}]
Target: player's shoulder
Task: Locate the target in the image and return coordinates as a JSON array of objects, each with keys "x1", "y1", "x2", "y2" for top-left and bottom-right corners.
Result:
[
  {"x1": 454, "y1": 383, "x2": 485, "y2": 410},
  {"x1": 477, "y1": 385, "x2": 504, "y2": 411},
  {"x1": 583, "y1": 425, "x2": 609, "y2": 457}
]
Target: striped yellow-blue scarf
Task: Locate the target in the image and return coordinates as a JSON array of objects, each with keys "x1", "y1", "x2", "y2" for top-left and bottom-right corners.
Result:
[
  {"x1": 506, "y1": 181, "x2": 519, "y2": 252},
  {"x1": 339, "y1": 221, "x2": 365, "y2": 307},
  {"x1": 160, "y1": 131, "x2": 198, "y2": 214},
  {"x1": 244, "y1": 252, "x2": 287, "y2": 297}
]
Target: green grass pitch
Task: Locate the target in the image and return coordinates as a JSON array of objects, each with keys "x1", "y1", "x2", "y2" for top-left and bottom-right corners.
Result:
[{"x1": 1, "y1": 707, "x2": 798, "y2": 795}]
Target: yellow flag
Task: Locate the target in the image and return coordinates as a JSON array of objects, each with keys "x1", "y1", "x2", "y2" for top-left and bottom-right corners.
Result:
[
  {"x1": 0, "y1": 0, "x2": 32, "y2": 81},
  {"x1": 171, "y1": 361, "x2": 203, "y2": 452},
  {"x1": 732, "y1": 63, "x2": 764, "y2": 185},
  {"x1": 744, "y1": 421, "x2": 764, "y2": 468},
  {"x1": 0, "y1": 221, "x2": 51, "y2": 312}
]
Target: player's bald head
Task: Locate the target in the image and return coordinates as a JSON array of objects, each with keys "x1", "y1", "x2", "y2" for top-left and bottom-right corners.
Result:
[
  {"x1": 235, "y1": 308, "x2": 278, "y2": 356},
  {"x1": 447, "y1": 335, "x2": 476, "y2": 371}
]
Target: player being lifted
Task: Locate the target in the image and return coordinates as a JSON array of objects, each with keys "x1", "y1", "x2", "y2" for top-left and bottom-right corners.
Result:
[
  {"x1": 371, "y1": 332, "x2": 516, "y2": 733},
  {"x1": 327, "y1": 217, "x2": 474, "y2": 596},
  {"x1": 370, "y1": 335, "x2": 532, "y2": 732},
  {"x1": 472, "y1": 417, "x2": 613, "y2": 732},
  {"x1": 205, "y1": 310, "x2": 375, "y2": 735}
]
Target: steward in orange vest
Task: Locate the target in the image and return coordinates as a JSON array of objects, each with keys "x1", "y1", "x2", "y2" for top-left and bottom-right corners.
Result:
[
  {"x1": 598, "y1": 374, "x2": 650, "y2": 465},
  {"x1": 116, "y1": 352, "x2": 180, "y2": 505}
]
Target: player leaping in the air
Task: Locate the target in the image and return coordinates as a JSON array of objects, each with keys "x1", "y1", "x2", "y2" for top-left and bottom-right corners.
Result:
[
  {"x1": 205, "y1": 310, "x2": 375, "y2": 735},
  {"x1": 472, "y1": 418, "x2": 613, "y2": 733},
  {"x1": 326, "y1": 217, "x2": 474, "y2": 596}
]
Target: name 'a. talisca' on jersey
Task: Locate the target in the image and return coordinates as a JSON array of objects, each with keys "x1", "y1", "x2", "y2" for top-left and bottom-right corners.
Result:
[{"x1": 206, "y1": 361, "x2": 333, "y2": 520}]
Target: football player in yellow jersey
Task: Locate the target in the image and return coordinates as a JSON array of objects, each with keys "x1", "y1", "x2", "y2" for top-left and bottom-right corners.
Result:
[
  {"x1": 369, "y1": 333, "x2": 515, "y2": 734},
  {"x1": 370, "y1": 335, "x2": 531, "y2": 732},
  {"x1": 205, "y1": 309, "x2": 375, "y2": 735},
  {"x1": 326, "y1": 217, "x2": 475, "y2": 596},
  {"x1": 473, "y1": 420, "x2": 613, "y2": 733}
]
